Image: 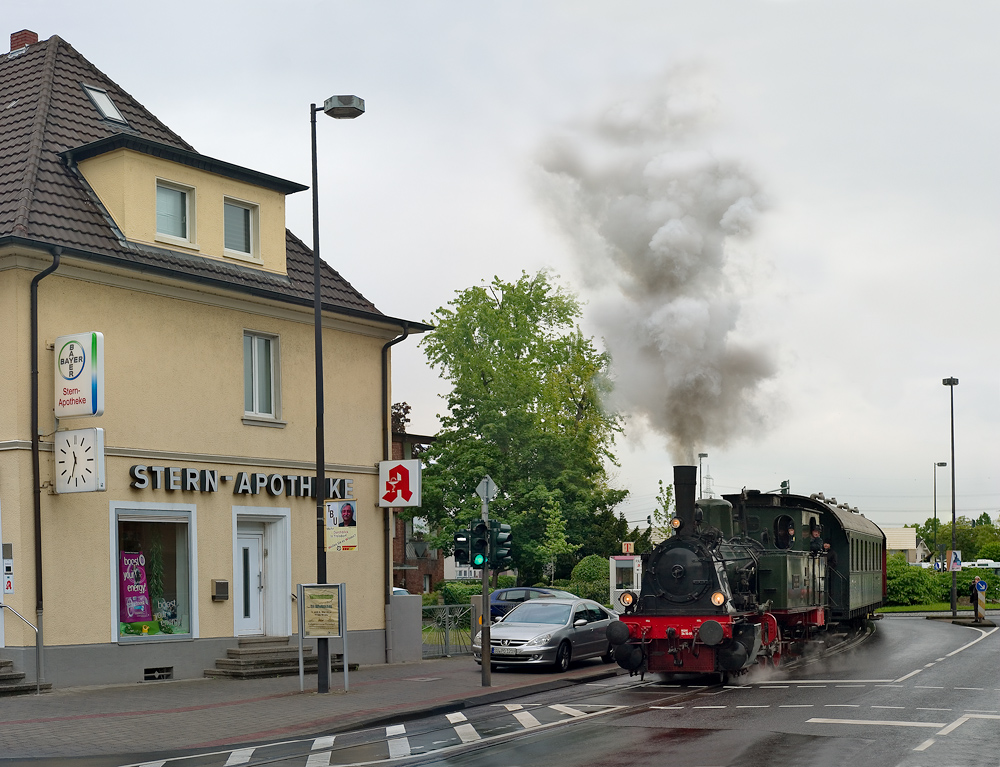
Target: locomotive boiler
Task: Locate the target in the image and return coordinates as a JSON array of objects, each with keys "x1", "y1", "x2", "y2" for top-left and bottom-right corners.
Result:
[{"x1": 607, "y1": 465, "x2": 885, "y2": 682}]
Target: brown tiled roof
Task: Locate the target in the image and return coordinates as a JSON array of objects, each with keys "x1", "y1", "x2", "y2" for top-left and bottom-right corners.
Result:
[{"x1": 0, "y1": 34, "x2": 407, "y2": 324}]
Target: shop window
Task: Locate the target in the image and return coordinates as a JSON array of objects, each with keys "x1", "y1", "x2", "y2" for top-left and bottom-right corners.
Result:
[{"x1": 115, "y1": 513, "x2": 191, "y2": 640}]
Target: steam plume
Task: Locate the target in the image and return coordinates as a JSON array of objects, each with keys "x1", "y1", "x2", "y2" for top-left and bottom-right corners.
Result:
[{"x1": 536, "y1": 68, "x2": 776, "y2": 461}]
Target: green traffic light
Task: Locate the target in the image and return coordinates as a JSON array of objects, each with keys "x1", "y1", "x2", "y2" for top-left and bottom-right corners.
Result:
[{"x1": 472, "y1": 552, "x2": 486, "y2": 567}]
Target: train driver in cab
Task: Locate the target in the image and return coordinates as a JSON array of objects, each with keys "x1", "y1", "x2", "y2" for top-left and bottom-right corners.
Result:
[{"x1": 809, "y1": 528, "x2": 824, "y2": 555}]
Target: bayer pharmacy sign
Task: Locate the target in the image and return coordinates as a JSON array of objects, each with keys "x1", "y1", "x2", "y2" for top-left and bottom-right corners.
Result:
[{"x1": 55, "y1": 332, "x2": 104, "y2": 417}]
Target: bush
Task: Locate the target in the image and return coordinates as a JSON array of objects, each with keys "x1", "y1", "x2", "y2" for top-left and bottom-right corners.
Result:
[
  {"x1": 496, "y1": 575, "x2": 517, "y2": 589},
  {"x1": 438, "y1": 581, "x2": 482, "y2": 605},
  {"x1": 571, "y1": 555, "x2": 607, "y2": 583},
  {"x1": 421, "y1": 592, "x2": 441, "y2": 607},
  {"x1": 885, "y1": 554, "x2": 937, "y2": 606}
]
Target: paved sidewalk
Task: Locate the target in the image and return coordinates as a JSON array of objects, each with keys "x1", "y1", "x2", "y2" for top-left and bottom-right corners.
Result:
[{"x1": 0, "y1": 656, "x2": 622, "y2": 760}]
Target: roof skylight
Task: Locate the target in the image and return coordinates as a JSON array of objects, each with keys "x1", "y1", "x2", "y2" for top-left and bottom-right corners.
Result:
[{"x1": 82, "y1": 84, "x2": 127, "y2": 125}]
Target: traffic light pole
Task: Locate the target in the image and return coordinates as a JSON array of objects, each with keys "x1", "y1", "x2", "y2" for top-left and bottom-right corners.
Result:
[{"x1": 480, "y1": 495, "x2": 492, "y2": 688}]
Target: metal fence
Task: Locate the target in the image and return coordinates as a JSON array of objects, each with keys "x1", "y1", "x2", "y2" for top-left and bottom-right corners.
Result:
[{"x1": 421, "y1": 604, "x2": 473, "y2": 658}]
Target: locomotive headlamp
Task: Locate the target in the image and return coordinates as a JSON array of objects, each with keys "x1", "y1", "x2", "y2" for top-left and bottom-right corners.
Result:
[
  {"x1": 670, "y1": 517, "x2": 682, "y2": 530},
  {"x1": 619, "y1": 590, "x2": 637, "y2": 608},
  {"x1": 710, "y1": 591, "x2": 726, "y2": 607}
]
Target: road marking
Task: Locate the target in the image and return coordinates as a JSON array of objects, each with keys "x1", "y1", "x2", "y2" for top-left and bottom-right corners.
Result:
[
  {"x1": 305, "y1": 752, "x2": 331, "y2": 767},
  {"x1": 650, "y1": 705, "x2": 685, "y2": 709},
  {"x1": 945, "y1": 625, "x2": 999, "y2": 657},
  {"x1": 312, "y1": 736, "x2": 336, "y2": 750},
  {"x1": 797, "y1": 685, "x2": 826, "y2": 688},
  {"x1": 694, "y1": 706, "x2": 726, "y2": 709},
  {"x1": 224, "y1": 749, "x2": 255, "y2": 766},
  {"x1": 454, "y1": 723, "x2": 481, "y2": 743},
  {"x1": 955, "y1": 687, "x2": 984, "y2": 691},
  {"x1": 894, "y1": 670, "x2": 923, "y2": 682},
  {"x1": 808, "y1": 718, "x2": 945, "y2": 729},
  {"x1": 387, "y1": 737, "x2": 411, "y2": 759},
  {"x1": 915, "y1": 686, "x2": 944, "y2": 689},
  {"x1": 514, "y1": 710, "x2": 542, "y2": 728},
  {"x1": 759, "y1": 685, "x2": 789, "y2": 689},
  {"x1": 736, "y1": 705, "x2": 770, "y2": 708},
  {"x1": 386, "y1": 725, "x2": 406, "y2": 737},
  {"x1": 872, "y1": 706, "x2": 905, "y2": 710},
  {"x1": 779, "y1": 705, "x2": 813, "y2": 708},
  {"x1": 914, "y1": 739, "x2": 935, "y2": 751},
  {"x1": 963, "y1": 709, "x2": 999, "y2": 714},
  {"x1": 135, "y1": 762, "x2": 166, "y2": 767},
  {"x1": 923, "y1": 663, "x2": 936, "y2": 667},
  {"x1": 825, "y1": 704, "x2": 860, "y2": 708},
  {"x1": 937, "y1": 713, "x2": 1000, "y2": 735},
  {"x1": 446, "y1": 712, "x2": 467, "y2": 723},
  {"x1": 917, "y1": 708, "x2": 951, "y2": 711},
  {"x1": 550, "y1": 704, "x2": 588, "y2": 717},
  {"x1": 502, "y1": 704, "x2": 523, "y2": 710},
  {"x1": 935, "y1": 658, "x2": 946, "y2": 662},
  {"x1": 835, "y1": 685, "x2": 864, "y2": 688}
]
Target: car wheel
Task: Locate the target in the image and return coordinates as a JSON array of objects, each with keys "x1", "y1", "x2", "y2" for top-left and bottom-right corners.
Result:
[
  {"x1": 554, "y1": 641, "x2": 571, "y2": 672},
  {"x1": 600, "y1": 643, "x2": 614, "y2": 663}
]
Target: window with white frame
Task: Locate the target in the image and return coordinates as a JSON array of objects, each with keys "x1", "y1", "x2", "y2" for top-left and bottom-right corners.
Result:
[
  {"x1": 244, "y1": 331, "x2": 279, "y2": 419},
  {"x1": 156, "y1": 180, "x2": 195, "y2": 245},
  {"x1": 224, "y1": 198, "x2": 259, "y2": 260},
  {"x1": 114, "y1": 508, "x2": 193, "y2": 641}
]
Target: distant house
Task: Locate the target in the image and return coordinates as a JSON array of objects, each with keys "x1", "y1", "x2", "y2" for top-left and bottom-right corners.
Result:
[{"x1": 884, "y1": 528, "x2": 930, "y2": 563}]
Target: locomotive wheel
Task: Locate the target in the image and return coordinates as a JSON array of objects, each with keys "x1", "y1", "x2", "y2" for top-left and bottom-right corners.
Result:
[
  {"x1": 554, "y1": 642, "x2": 572, "y2": 672},
  {"x1": 601, "y1": 643, "x2": 615, "y2": 663}
]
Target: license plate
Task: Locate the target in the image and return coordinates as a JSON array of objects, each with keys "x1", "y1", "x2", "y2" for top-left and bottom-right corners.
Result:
[{"x1": 491, "y1": 647, "x2": 516, "y2": 655}]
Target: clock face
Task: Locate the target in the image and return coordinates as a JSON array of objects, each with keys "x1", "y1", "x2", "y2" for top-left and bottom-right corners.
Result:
[{"x1": 55, "y1": 428, "x2": 106, "y2": 494}]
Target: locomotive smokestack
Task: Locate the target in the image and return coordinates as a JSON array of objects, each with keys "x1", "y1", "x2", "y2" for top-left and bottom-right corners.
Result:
[{"x1": 674, "y1": 465, "x2": 698, "y2": 536}]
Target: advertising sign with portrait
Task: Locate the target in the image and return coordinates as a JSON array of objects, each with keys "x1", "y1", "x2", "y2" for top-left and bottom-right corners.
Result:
[{"x1": 326, "y1": 500, "x2": 359, "y2": 551}]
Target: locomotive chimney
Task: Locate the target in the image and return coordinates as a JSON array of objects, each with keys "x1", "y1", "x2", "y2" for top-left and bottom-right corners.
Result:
[{"x1": 673, "y1": 465, "x2": 698, "y2": 536}]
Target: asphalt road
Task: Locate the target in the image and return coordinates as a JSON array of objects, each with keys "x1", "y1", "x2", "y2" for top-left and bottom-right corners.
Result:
[
  {"x1": 439, "y1": 616, "x2": 999, "y2": 767},
  {"x1": 22, "y1": 617, "x2": 995, "y2": 767}
]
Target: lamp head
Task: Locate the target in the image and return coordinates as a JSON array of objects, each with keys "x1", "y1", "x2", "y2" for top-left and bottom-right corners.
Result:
[
  {"x1": 942, "y1": 377, "x2": 959, "y2": 386},
  {"x1": 322, "y1": 95, "x2": 365, "y2": 119}
]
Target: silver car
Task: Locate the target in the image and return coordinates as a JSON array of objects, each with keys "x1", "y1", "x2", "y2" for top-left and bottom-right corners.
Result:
[{"x1": 472, "y1": 598, "x2": 616, "y2": 672}]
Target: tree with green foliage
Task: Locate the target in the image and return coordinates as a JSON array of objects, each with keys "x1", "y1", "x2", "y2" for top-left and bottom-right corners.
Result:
[
  {"x1": 977, "y1": 542, "x2": 1000, "y2": 561},
  {"x1": 568, "y1": 554, "x2": 611, "y2": 603},
  {"x1": 416, "y1": 271, "x2": 627, "y2": 585},
  {"x1": 906, "y1": 514, "x2": 999, "y2": 562}
]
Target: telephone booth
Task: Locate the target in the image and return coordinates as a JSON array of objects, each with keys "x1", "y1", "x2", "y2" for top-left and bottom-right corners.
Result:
[{"x1": 610, "y1": 555, "x2": 642, "y2": 613}]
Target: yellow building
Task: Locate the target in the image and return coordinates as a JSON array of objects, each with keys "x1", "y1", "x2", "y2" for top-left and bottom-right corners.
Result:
[{"x1": 0, "y1": 30, "x2": 427, "y2": 687}]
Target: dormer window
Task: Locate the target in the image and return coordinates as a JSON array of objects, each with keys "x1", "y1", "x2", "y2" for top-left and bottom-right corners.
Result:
[
  {"x1": 82, "y1": 84, "x2": 128, "y2": 125},
  {"x1": 156, "y1": 179, "x2": 196, "y2": 247},
  {"x1": 224, "y1": 198, "x2": 259, "y2": 260}
]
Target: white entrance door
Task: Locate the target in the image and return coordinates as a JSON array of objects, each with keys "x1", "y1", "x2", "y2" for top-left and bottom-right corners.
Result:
[{"x1": 237, "y1": 532, "x2": 264, "y2": 635}]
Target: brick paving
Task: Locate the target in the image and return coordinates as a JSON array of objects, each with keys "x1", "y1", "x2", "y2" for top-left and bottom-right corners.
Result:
[{"x1": 0, "y1": 657, "x2": 621, "y2": 759}]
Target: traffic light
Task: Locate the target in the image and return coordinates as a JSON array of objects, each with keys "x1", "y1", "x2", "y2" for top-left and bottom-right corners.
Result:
[
  {"x1": 490, "y1": 520, "x2": 513, "y2": 570},
  {"x1": 780, "y1": 480, "x2": 790, "y2": 495},
  {"x1": 469, "y1": 519, "x2": 489, "y2": 569},
  {"x1": 453, "y1": 529, "x2": 470, "y2": 565}
]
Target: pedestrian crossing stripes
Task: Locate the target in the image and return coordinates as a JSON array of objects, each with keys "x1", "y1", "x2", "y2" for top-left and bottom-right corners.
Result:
[{"x1": 119, "y1": 702, "x2": 624, "y2": 767}]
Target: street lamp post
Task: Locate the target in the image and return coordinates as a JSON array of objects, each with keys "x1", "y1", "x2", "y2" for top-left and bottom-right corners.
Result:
[
  {"x1": 942, "y1": 377, "x2": 959, "y2": 617},
  {"x1": 698, "y1": 453, "x2": 708, "y2": 499},
  {"x1": 932, "y1": 461, "x2": 946, "y2": 566},
  {"x1": 311, "y1": 95, "x2": 365, "y2": 694}
]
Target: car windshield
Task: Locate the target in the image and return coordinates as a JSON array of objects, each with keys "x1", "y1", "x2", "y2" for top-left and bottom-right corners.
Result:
[{"x1": 505, "y1": 603, "x2": 571, "y2": 625}]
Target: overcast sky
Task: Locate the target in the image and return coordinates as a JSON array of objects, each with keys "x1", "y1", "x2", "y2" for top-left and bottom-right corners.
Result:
[{"x1": 15, "y1": 2, "x2": 1000, "y2": 533}]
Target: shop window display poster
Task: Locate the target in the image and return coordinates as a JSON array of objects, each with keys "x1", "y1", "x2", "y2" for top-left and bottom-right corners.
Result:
[{"x1": 119, "y1": 551, "x2": 152, "y2": 622}]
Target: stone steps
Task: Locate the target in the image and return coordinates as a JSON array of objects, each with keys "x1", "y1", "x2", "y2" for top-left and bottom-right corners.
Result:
[
  {"x1": 0, "y1": 659, "x2": 52, "y2": 696},
  {"x1": 205, "y1": 637, "x2": 358, "y2": 679}
]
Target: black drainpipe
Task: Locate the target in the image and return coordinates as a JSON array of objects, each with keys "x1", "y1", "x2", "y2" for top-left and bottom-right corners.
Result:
[
  {"x1": 381, "y1": 324, "x2": 410, "y2": 664},
  {"x1": 30, "y1": 246, "x2": 61, "y2": 680}
]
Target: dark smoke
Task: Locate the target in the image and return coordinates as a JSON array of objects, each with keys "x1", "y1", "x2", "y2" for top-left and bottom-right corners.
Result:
[{"x1": 536, "y1": 68, "x2": 776, "y2": 461}]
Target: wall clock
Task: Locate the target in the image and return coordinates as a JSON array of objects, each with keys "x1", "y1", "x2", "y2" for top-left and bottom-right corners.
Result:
[{"x1": 55, "y1": 428, "x2": 106, "y2": 493}]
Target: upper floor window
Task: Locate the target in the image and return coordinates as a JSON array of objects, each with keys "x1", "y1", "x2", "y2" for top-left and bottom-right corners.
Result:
[
  {"x1": 156, "y1": 180, "x2": 196, "y2": 246},
  {"x1": 244, "y1": 331, "x2": 279, "y2": 420},
  {"x1": 224, "y1": 198, "x2": 259, "y2": 260}
]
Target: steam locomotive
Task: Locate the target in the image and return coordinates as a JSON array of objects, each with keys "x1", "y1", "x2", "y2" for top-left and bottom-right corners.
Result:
[{"x1": 607, "y1": 466, "x2": 885, "y2": 681}]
